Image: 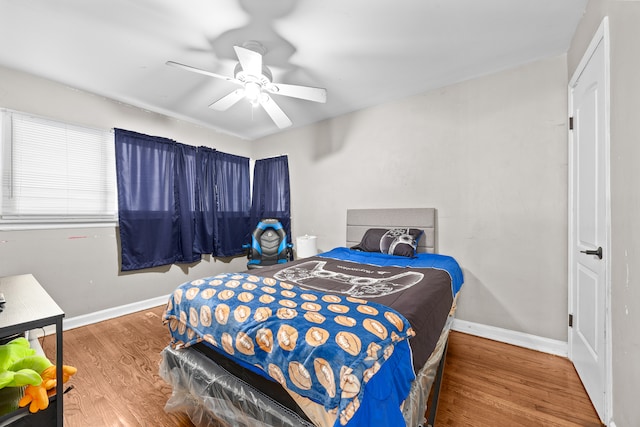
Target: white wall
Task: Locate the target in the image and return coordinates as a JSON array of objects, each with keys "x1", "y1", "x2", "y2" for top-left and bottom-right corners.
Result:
[
  {"x1": 0, "y1": 65, "x2": 252, "y2": 318},
  {"x1": 568, "y1": 2, "x2": 640, "y2": 426},
  {"x1": 252, "y1": 55, "x2": 570, "y2": 342},
  {"x1": 0, "y1": 55, "x2": 572, "y2": 348}
]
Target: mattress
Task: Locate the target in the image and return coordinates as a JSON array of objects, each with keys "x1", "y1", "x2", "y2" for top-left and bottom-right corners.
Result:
[{"x1": 161, "y1": 247, "x2": 463, "y2": 427}]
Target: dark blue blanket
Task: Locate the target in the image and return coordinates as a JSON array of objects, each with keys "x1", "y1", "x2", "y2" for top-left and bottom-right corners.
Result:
[{"x1": 319, "y1": 247, "x2": 464, "y2": 296}]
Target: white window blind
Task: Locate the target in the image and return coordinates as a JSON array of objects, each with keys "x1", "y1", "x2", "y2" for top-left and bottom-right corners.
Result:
[{"x1": 0, "y1": 110, "x2": 117, "y2": 226}]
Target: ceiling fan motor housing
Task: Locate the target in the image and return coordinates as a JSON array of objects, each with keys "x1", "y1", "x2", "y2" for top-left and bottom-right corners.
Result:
[{"x1": 233, "y1": 62, "x2": 273, "y2": 86}]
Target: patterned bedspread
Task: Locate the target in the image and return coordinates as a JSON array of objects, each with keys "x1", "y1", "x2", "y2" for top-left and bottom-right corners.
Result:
[
  {"x1": 260, "y1": 248, "x2": 462, "y2": 371},
  {"x1": 164, "y1": 272, "x2": 416, "y2": 426}
]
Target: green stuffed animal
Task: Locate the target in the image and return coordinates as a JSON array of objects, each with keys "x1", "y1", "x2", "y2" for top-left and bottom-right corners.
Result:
[{"x1": 0, "y1": 337, "x2": 52, "y2": 389}]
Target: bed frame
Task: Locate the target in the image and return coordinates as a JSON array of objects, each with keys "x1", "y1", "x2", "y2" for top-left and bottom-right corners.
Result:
[{"x1": 161, "y1": 207, "x2": 451, "y2": 427}]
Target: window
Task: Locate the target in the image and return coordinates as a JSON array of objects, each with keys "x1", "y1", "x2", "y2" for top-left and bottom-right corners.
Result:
[{"x1": 0, "y1": 110, "x2": 117, "y2": 228}]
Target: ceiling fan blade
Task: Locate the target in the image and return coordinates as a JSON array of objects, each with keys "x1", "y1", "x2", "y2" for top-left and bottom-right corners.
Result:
[
  {"x1": 233, "y1": 46, "x2": 263, "y2": 77},
  {"x1": 209, "y1": 89, "x2": 245, "y2": 111},
  {"x1": 260, "y1": 96, "x2": 293, "y2": 129},
  {"x1": 166, "y1": 60, "x2": 237, "y2": 83},
  {"x1": 269, "y1": 83, "x2": 327, "y2": 103}
]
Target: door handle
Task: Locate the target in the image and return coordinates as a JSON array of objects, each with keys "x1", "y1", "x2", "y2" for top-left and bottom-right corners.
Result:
[{"x1": 580, "y1": 246, "x2": 603, "y2": 259}]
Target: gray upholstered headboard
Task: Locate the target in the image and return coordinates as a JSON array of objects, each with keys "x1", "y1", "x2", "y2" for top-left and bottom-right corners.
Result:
[{"x1": 346, "y1": 208, "x2": 437, "y2": 254}]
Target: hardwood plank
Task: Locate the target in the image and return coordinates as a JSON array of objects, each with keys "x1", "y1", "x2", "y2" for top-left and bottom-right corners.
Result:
[
  {"x1": 436, "y1": 331, "x2": 604, "y2": 427},
  {"x1": 40, "y1": 308, "x2": 603, "y2": 426},
  {"x1": 40, "y1": 307, "x2": 194, "y2": 427}
]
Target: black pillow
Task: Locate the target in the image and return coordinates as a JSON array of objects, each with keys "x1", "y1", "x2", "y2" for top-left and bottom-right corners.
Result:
[{"x1": 351, "y1": 228, "x2": 423, "y2": 257}]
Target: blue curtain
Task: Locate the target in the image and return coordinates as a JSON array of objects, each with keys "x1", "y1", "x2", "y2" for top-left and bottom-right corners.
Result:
[
  {"x1": 115, "y1": 129, "x2": 251, "y2": 270},
  {"x1": 250, "y1": 155, "x2": 291, "y2": 239},
  {"x1": 213, "y1": 151, "x2": 251, "y2": 257},
  {"x1": 193, "y1": 146, "x2": 217, "y2": 255},
  {"x1": 175, "y1": 143, "x2": 200, "y2": 264},
  {"x1": 115, "y1": 129, "x2": 182, "y2": 270}
]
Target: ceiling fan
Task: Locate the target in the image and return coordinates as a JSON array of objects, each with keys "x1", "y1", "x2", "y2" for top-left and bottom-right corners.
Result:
[{"x1": 167, "y1": 41, "x2": 327, "y2": 129}]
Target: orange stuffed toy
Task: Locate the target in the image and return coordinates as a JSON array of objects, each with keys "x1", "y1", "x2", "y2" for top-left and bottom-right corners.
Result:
[{"x1": 18, "y1": 364, "x2": 77, "y2": 413}]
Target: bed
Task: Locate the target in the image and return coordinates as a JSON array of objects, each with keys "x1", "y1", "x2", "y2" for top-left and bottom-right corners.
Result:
[{"x1": 159, "y1": 208, "x2": 463, "y2": 427}]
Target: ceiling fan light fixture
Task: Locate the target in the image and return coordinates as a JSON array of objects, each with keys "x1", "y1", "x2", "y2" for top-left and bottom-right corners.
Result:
[{"x1": 244, "y1": 81, "x2": 262, "y2": 107}]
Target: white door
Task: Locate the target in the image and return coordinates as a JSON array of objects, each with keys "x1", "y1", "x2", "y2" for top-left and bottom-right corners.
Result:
[{"x1": 568, "y1": 17, "x2": 610, "y2": 423}]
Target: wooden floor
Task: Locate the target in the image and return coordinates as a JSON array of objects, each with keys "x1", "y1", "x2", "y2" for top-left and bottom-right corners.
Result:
[
  {"x1": 436, "y1": 331, "x2": 603, "y2": 426},
  {"x1": 39, "y1": 306, "x2": 603, "y2": 427}
]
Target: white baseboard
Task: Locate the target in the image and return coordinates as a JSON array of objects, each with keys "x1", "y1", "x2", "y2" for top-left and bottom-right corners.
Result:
[
  {"x1": 452, "y1": 318, "x2": 568, "y2": 357},
  {"x1": 64, "y1": 294, "x2": 171, "y2": 330},
  {"x1": 33, "y1": 294, "x2": 170, "y2": 337}
]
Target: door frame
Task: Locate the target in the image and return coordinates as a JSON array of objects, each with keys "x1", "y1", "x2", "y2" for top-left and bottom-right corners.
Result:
[{"x1": 567, "y1": 16, "x2": 612, "y2": 424}]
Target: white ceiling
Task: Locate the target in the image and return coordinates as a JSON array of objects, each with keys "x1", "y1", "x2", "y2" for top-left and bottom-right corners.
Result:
[{"x1": 0, "y1": 0, "x2": 587, "y2": 140}]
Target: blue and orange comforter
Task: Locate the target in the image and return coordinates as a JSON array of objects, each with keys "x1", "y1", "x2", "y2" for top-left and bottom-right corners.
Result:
[{"x1": 163, "y1": 248, "x2": 463, "y2": 427}]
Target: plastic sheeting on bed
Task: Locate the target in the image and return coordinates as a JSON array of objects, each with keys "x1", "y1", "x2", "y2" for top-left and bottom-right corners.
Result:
[
  {"x1": 402, "y1": 315, "x2": 453, "y2": 427},
  {"x1": 160, "y1": 343, "x2": 316, "y2": 427},
  {"x1": 159, "y1": 315, "x2": 455, "y2": 427}
]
